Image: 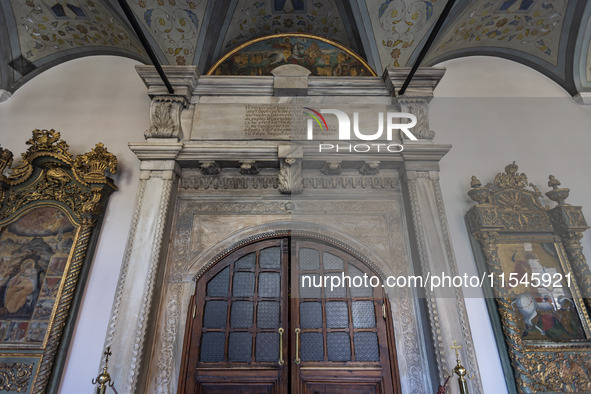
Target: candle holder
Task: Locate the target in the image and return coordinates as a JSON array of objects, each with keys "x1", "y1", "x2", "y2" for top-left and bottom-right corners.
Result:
[
  {"x1": 436, "y1": 341, "x2": 474, "y2": 394},
  {"x1": 450, "y1": 340, "x2": 474, "y2": 394},
  {"x1": 92, "y1": 346, "x2": 116, "y2": 394}
]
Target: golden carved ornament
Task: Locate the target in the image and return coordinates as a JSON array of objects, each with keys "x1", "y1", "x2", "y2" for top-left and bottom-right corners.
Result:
[
  {"x1": 493, "y1": 161, "x2": 529, "y2": 189},
  {"x1": 3, "y1": 130, "x2": 116, "y2": 186},
  {"x1": 468, "y1": 162, "x2": 545, "y2": 213},
  {"x1": 0, "y1": 362, "x2": 34, "y2": 392},
  {"x1": 0, "y1": 130, "x2": 117, "y2": 225},
  {"x1": 0, "y1": 147, "x2": 13, "y2": 177},
  {"x1": 74, "y1": 142, "x2": 118, "y2": 184}
]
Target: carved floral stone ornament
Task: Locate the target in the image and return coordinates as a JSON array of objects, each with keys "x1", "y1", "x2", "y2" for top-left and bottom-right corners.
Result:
[
  {"x1": 0, "y1": 129, "x2": 117, "y2": 393},
  {"x1": 145, "y1": 96, "x2": 187, "y2": 140},
  {"x1": 466, "y1": 162, "x2": 591, "y2": 393}
]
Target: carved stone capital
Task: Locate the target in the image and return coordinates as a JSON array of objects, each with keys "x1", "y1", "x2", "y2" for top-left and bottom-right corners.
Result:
[
  {"x1": 145, "y1": 96, "x2": 187, "y2": 140},
  {"x1": 396, "y1": 98, "x2": 434, "y2": 140}
]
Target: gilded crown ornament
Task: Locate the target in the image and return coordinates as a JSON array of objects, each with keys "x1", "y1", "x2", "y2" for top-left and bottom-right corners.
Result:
[
  {"x1": 24, "y1": 129, "x2": 72, "y2": 160},
  {"x1": 493, "y1": 161, "x2": 529, "y2": 189},
  {"x1": 74, "y1": 143, "x2": 118, "y2": 183}
]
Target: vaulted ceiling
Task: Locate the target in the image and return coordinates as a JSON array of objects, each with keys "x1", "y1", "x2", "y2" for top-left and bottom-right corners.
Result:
[{"x1": 1, "y1": 0, "x2": 590, "y2": 98}]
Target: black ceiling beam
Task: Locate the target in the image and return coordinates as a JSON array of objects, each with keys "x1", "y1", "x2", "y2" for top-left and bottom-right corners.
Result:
[
  {"x1": 399, "y1": 0, "x2": 456, "y2": 96},
  {"x1": 117, "y1": 0, "x2": 174, "y2": 94}
]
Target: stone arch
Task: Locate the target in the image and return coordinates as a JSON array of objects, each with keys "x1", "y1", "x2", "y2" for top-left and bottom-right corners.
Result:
[{"x1": 187, "y1": 220, "x2": 393, "y2": 284}]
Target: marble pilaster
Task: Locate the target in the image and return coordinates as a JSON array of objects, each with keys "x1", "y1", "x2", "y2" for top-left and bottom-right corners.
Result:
[
  {"x1": 102, "y1": 66, "x2": 197, "y2": 394},
  {"x1": 400, "y1": 156, "x2": 483, "y2": 394}
]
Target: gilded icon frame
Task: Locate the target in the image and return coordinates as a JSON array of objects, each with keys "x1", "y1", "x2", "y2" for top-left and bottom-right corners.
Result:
[
  {"x1": 0, "y1": 130, "x2": 117, "y2": 393},
  {"x1": 466, "y1": 163, "x2": 591, "y2": 393}
]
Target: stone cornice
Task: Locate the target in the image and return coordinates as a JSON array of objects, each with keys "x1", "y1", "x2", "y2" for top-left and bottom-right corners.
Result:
[
  {"x1": 136, "y1": 65, "x2": 199, "y2": 101},
  {"x1": 383, "y1": 67, "x2": 446, "y2": 98},
  {"x1": 194, "y1": 75, "x2": 389, "y2": 97},
  {"x1": 129, "y1": 139, "x2": 451, "y2": 165},
  {"x1": 128, "y1": 140, "x2": 183, "y2": 160},
  {"x1": 134, "y1": 66, "x2": 444, "y2": 99}
]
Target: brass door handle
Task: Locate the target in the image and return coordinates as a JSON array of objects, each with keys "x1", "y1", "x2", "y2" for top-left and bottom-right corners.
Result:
[
  {"x1": 295, "y1": 328, "x2": 301, "y2": 364},
  {"x1": 278, "y1": 328, "x2": 285, "y2": 366}
]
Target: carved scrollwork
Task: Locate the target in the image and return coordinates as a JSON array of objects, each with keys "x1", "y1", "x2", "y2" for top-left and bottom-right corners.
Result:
[
  {"x1": 359, "y1": 161, "x2": 380, "y2": 175},
  {"x1": 0, "y1": 363, "x2": 33, "y2": 392},
  {"x1": 0, "y1": 147, "x2": 13, "y2": 177},
  {"x1": 397, "y1": 98, "x2": 434, "y2": 140},
  {"x1": 24, "y1": 129, "x2": 72, "y2": 161},
  {"x1": 278, "y1": 157, "x2": 302, "y2": 194},
  {"x1": 239, "y1": 161, "x2": 259, "y2": 175},
  {"x1": 320, "y1": 161, "x2": 342, "y2": 176},
  {"x1": 467, "y1": 163, "x2": 556, "y2": 232},
  {"x1": 493, "y1": 162, "x2": 530, "y2": 190},
  {"x1": 200, "y1": 161, "x2": 220, "y2": 176},
  {"x1": 519, "y1": 352, "x2": 591, "y2": 392}
]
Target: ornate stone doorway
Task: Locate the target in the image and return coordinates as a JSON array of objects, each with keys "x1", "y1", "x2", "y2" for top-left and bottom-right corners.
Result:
[
  {"x1": 179, "y1": 237, "x2": 400, "y2": 393},
  {"x1": 103, "y1": 65, "x2": 484, "y2": 394}
]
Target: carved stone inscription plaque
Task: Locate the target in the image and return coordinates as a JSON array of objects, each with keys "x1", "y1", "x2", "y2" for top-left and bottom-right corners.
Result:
[{"x1": 244, "y1": 104, "x2": 306, "y2": 138}]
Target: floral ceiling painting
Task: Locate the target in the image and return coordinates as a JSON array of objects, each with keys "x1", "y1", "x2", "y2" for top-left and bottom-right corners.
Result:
[
  {"x1": 130, "y1": 0, "x2": 208, "y2": 65},
  {"x1": 221, "y1": 0, "x2": 351, "y2": 54},
  {"x1": 367, "y1": 0, "x2": 446, "y2": 69},
  {"x1": 1, "y1": 0, "x2": 590, "y2": 96},
  {"x1": 426, "y1": 0, "x2": 568, "y2": 66},
  {"x1": 10, "y1": 0, "x2": 144, "y2": 63}
]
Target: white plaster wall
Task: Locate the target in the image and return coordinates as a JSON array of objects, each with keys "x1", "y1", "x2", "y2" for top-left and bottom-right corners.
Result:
[
  {"x1": 432, "y1": 56, "x2": 591, "y2": 394},
  {"x1": 0, "y1": 56, "x2": 149, "y2": 393}
]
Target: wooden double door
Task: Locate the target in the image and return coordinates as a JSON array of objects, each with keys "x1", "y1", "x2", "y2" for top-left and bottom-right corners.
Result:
[{"x1": 179, "y1": 238, "x2": 400, "y2": 393}]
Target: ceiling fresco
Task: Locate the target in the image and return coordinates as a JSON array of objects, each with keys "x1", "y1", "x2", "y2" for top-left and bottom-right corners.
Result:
[
  {"x1": 425, "y1": 0, "x2": 568, "y2": 67},
  {"x1": 366, "y1": 0, "x2": 447, "y2": 68},
  {"x1": 220, "y1": 0, "x2": 352, "y2": 55},
  {"x1": 9, "y1": 0, "x2": 145, "y2": 62},
  {"x1": 128, "y1": 0, "x2": 208, "y2": 65},
  {"x1": 1, "y1": 0, "x2": 591, "y2": 97}
]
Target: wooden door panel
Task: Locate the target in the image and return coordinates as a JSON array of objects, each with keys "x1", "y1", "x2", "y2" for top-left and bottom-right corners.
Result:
[
  {"x1": 195, "y1": 369, "x2": 281, "y2": 394},
  {"x1": 290, "y1": 240, "x2": 395, "y2": 394},
  {"x1": 179, "y1": 239, "x2": 289, "y2": 393},
  {"x1": 298, "y1": 368, "x2": 385, "y2": 394},
  {"x1": 179, "y1": 237, "x2": 400, "y2": 394}
]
